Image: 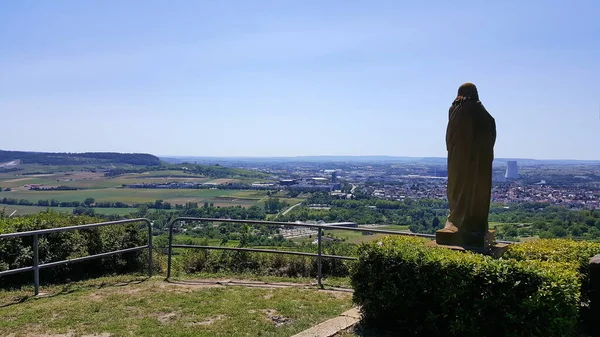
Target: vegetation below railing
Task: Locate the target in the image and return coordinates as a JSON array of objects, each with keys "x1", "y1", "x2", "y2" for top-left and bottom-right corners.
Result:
[
  {"x1": 172, "y1": 244, "x2": 356, "y2": 278},
  {"x1": 0, "y1": 213, "x2": 148, "y2": 289},
  {"x1": 0, "y1": 212, "x2": 359, "y2": 289}
]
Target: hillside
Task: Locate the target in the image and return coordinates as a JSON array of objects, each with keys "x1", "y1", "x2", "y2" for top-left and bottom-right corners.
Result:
[{"x1": 0, "y1": 150, "x2": 160, "y2": 166}]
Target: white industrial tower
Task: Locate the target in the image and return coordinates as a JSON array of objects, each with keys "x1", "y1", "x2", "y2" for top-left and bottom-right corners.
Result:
[{"x1": 505, "y1": 161, "x2": 519, "y2": 179}]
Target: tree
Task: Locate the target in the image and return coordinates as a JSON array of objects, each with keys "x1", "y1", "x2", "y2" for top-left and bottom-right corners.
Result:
[
  {"x1": 539, "y1": 231, "x2": 556, "y2": 239},
  {"x1": 73, "y1": 206, "x2": 95, "y2": 216},
  {"x1": 136, "y1": 204, "x2": 149, "y2": 217},
  {"x1": 83, "y1": 198, "x2": 95, "y2": 207},
  {"x1": 585, "y1": 217, "x2": 596, "y2": 227},
  {"x1": 570, "y1": 224, "x2": 585, "y2": 237},
  {"x1": 503, "y1": 224, "x2": 518, "y2": 238},
  {"x1": 587, "y1": 227, "x2": 600, "y2": 239},
  {"x1": 550, "y1": 225, "x2": 568, "y2": 238},
  {"x1": 532, "y1": 221, "x2": 548, "y2": 231},
  {"x1": 432, "y1": 217, "x2": 441, "y2": 229}
]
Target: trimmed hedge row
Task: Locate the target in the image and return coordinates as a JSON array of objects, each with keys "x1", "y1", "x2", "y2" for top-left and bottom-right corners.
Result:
[
  {"x1": 0, "y1": 212, "x2": 148, "y2": 288},
  {"x1": 505, "y1": 239, "x2": 600, "y2": 302},
  {"x1": 350, "y1": 236, "x2": 581, "y2": 337}
]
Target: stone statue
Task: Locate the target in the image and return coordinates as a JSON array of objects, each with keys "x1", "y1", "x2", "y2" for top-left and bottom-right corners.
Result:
[{"x1": 436, "y1": 83, "x2": 497, "y2": 249}]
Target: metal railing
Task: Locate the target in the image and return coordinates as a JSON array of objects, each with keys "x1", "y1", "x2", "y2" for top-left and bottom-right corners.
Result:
[
  {"x1": 0, "y1": 218, "x2": 153, "y2": 295},
  {"x1": 165, "y1": 217, "x2": 438, "y2": 288}
]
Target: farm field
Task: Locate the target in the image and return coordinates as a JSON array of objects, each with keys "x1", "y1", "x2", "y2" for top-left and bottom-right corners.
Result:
[
  {"x1": 0, "y1": 165, "x2": 305, "y2": 215},
  {"x1": 289, "y1": 225, "x2": 411, "y2": 244},
  {"x1": 0, "y1": 165, "x2": 283, "y2": 209},
  {"x1": 0, "y1": 188, "x2": 267, "y2": 204},
  {"x1": 324, "y1": 225, "x2": 410, "y2": 244},
  {"x1": 0, "y1": 204, "x2": 151, "y2": 216},
  {"x1": 0, "y1": 171, "x2": 230, "y2": 190}
]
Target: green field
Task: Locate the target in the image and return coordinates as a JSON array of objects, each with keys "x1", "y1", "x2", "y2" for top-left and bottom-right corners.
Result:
[
  {"x1": 324, "y1": 225, "x2": 410, "y2": 244},
  {"x1": 1, "y1": 185, "x2": 270, "y2": 209},
  {"x1": 1, "y1": 188, "x2": 265, "y2": 204},
  {"x1": 288, "y1": 225, "x2": 411, "y2": 245},
  {"x1": 0, "y1": 204, "x2": 149, "y2": 216}
]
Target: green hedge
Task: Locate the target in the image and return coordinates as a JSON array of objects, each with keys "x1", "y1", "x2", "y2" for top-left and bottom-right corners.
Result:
[
  {"x1": 505, "y1": 239, "x2": 600, "y2": 302},
  {"x1": 350, "y1": 236, "x2": 581, "y2": 337},
  {"x1": 0, "y1": 212, "x2": 148, "y2": 289}
]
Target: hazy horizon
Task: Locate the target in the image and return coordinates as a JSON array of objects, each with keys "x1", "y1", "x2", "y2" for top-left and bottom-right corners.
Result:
[
  {"x1": 5, "y1": 149, "x2": 600, "y2": 163},
  {"x1": 1, "y1": 1, "x2": 599, "y2": 160}
]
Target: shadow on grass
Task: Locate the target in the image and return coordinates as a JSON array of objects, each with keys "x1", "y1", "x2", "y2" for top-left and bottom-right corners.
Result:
[
  {"x1": 340, "y1": 322, "x2": 397, "y2": 337},
  {"x1": 0, "y1": 276, "x2": 149, "y2": 309},
  {"x1": 164, "y1": 278, "x2": 354, "y2": 295}
]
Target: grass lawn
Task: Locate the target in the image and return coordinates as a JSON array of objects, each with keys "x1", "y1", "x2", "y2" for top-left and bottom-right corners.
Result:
[{"x1": 0, "y1": 275, "x2": 353, "y2": 337}]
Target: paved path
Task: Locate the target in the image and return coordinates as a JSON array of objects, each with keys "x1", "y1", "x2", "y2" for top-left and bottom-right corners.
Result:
[
  {"x1": 292, "y1": 307, "x2": 360, "y2": 337},
  {"x1": 282, "y1": 202, "x2": 302, "y2": 216}
]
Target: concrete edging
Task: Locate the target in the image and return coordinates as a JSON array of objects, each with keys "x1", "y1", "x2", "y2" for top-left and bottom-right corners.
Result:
[{"x1": 292, "y1": 307, "x2": 360, "y2": 337}]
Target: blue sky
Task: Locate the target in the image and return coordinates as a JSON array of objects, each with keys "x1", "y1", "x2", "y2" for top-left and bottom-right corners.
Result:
[{"x1": 1, "y1": 0, "x2": 599, "y2": 160}]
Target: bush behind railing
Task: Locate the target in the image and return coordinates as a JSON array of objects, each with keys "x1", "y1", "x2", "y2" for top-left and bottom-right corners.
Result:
[{"x1": 0, "y1": 212, "x2": 148, "y2": 289}]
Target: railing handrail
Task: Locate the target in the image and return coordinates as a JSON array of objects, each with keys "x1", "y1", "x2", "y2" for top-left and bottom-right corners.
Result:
[
  {"x1": 0, "y1": 218, "x2": 153, "y2": 295},
  {"x1": 170, "y1": 217, "x2": 358, "y2": 229},
  {"x1": 0, "y1": 218, "x2": 151, "y2": 239},
  {"x1": 166, "y1": 217, "x2": 514, "y2": 287},
  {"x1": 166, "y1": 217, "x2": 515, "y2": 241}
]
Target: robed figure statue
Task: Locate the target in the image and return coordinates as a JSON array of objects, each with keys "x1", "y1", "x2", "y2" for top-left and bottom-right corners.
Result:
[{"x1": 438, "y1": 83, "x2": 497, "y2": 248}]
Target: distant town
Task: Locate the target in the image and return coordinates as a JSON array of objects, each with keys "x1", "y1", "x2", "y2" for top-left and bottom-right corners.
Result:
[{"x1": 162, "y1": 156, "x2": 600, "y2": 210}]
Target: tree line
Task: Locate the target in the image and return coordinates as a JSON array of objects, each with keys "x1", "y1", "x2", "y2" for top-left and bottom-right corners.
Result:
[
  {"x1": 281, "y1": 193, "x2": 600, "y2": 240},
  {"x1": 0, "y1": 150, "x2": 160, "y2": 166}
]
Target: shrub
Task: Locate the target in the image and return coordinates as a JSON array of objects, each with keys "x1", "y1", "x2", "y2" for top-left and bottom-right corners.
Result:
[
  {"x1": 174, "y1": 241, "x2": 358, "y2": 278},
  {"x1": 178, "y1": 248, "x2": 353, "y2": 278},
  {"x1": 505, "y1": 239, "x2": 600, "y2": 304},
  {"x1": 0, "y1": 212, "x2": 148, "y2": 288},
  {"x1": 350, "y1": 236, "x2": 581, "y2": 337}
]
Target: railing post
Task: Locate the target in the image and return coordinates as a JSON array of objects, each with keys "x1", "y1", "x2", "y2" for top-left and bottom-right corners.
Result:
[
  {"x1": 33, "y1": 234, "x2": 40, "y2": 296},
  {"x1": 147, "y1": 221, "x2": 153, "y2": 278},
  {"x1": 317, "y1": 227, "x2": 323, "y2": 289},
  {"x1": 166, "y1": 220, "x2": 175, "y2": 279}
]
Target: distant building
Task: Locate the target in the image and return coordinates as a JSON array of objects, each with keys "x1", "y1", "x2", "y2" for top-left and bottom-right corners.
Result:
[
  {"x1": 505, "y1": 161, "x2": 519, "y2": 179},
  {"x1": 279, "y1": 179, "x2": 298, "y2": 186},
  {"x1": 332, "y1": 171, "x2": 338, "y2": 183}
]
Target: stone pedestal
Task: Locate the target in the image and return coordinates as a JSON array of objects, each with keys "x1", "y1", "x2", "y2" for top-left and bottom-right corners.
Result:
[
  {"x1": 434, "y1": 228, "x2": 508, "y2": 256},
  {"x1": 590, "y1": 254, "x2": 600, "y2": 336},
  {"x1": 436, "y1": 229, "x2": 495, "y2": 250}
]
